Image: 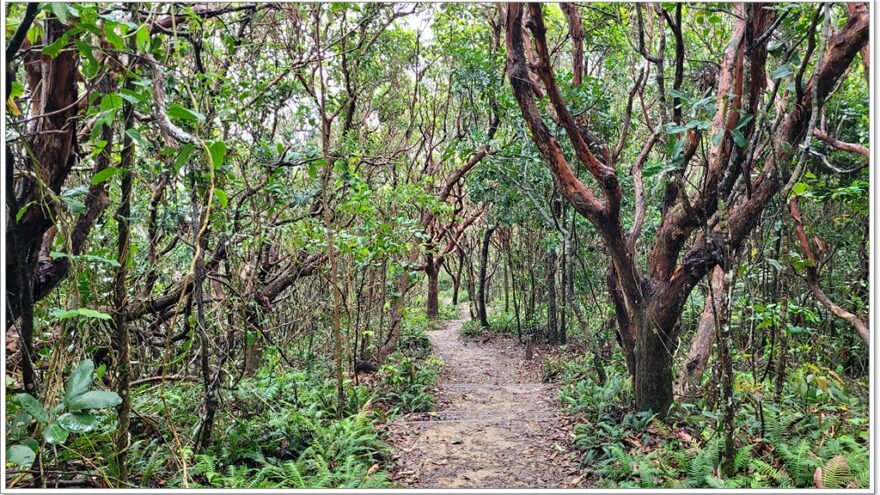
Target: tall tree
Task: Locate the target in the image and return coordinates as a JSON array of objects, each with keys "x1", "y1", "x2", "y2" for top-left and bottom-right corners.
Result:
[{"x1": 504, "y1": 2, "x2": 869, "y2": 414}]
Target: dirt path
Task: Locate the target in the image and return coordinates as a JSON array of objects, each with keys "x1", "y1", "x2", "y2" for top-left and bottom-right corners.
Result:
[{"x1": 386, "y1": 305, "x2": 586, "y2": 488}]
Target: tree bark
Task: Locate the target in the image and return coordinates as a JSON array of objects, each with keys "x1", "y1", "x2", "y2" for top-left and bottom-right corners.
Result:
[
  {"x1": 478, "y1": 226, "x2": 496, "y2": 328},
  {"x1": 545, "y1": 247, "x2": 558, "y2": 343},
  {"x1": 426, "y1": 256, "x2": 441, "y2": 319},
  {"x1": 113, "y1": 74, "x2": 135, "y2": 485},
  {"x1": 633, "y1": 312, "x2": 674, "y2": 414},
  {"x1": 504, "y1": 2, "x2": 867, "y2": 416},
  {"x1": 675, "y1": 265, "x2": 724, "y2": 400}
]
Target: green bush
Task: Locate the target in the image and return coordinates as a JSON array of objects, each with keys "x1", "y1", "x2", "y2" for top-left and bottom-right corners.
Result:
[
  {"x1": 458, "y1": 319, "x2": 484, "y2": 338},
  {"x1": 555, "y1": 354, "x2": 869, "y2": 488},
  {"x1": 487, "y1": 310, "x2": 516, "y2": 336},
  {"x1": 375, "y1": 353, "x2": 442, "y2": 414},
  {"x1": 438, "y1": 304, "x2": 459, "y2": 320}
]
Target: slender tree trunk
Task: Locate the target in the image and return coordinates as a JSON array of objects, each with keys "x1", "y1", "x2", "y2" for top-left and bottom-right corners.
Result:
[
  {"x1": 509, "y1": 254, "x2": 522, "y2": 341},
  {"x1": 452, "y1": 247, "x2": 464, "y2": 305},
  {"x1": 194, "y1": 203, "x2": 215, "y2": 451},
  {"x1": 774, "y1": 297, "x2": 789, "y2": 401},
  {"x1": 675, "y1": 265, "x2": 724, "y2": 400},
  {"x1": 713, "y1": 262, "x2": 736, "y2": 476},
  {"x1": 113, "y1": 80, "x2": 135, "y2": 485},
  {"x1": 560, "y1": 231, "x2": 567, "y2": 344},
  {"x1": 8, "y1": 224, "x2": 38, "y2": 396},
  {"x1": 545, "y1": 247, "x2": 558, "y2": 344},
  {"x1": 464, "y1": 239, "x2": 478, "y2": 319},
  {"x1": 607, "y1": 267, "x2": 636, "y2": 375},
  {"x1": 478, "y1": 225, "x2": 496, "y2": 328},
  {"x1": 426, "y1": 257, "x2": 440, "y2": 319}
]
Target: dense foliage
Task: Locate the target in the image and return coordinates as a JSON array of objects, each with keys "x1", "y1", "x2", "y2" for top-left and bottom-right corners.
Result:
[{"x1": 4, "y1": 2, "x2": 870, "y2": 489}]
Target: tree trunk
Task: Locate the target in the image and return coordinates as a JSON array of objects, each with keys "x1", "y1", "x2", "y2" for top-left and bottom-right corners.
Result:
[
  {"x1": 559, "y1": 231, "x2": 567, "y2": 344},
  {"x1": 113, "y1": 79, "x2": 135, "y2": 484},
  {"x1": 675, "y1": 265, "x2": 724, "y2": 400},
  {"x1": 633, "y1": 313, "x2": 674, "y2": 414},
  {"x1": 426, "y1": 257, "x2": 440, "y2": 319},
  {"x1": 478, "y1": 226, "x2": 496, "y2": 328},
  {"x1": 464, "y1": 240, "x2": 478, "y2": 319},
  {"x1": 606, "y1": 267, "x2": 636, "y2": 375},
  {"x1": 507, "y1": 238, "x2": 522, "y2": 341},
  {"x1": 503, "y1": 255, "x2": 510, "y2": 312},
  {"x1": 452, "y1": 247, "x2": 464, "y2": 305},
  {"x1": 545, "y1": 247, "x2": 558, "y2": 343}
]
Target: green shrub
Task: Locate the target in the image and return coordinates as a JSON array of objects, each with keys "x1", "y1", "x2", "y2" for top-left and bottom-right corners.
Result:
[
  {"x1": 487, "y1": 310, "x2": 516, "y2": 336},
  {"x1": 375, "y1": 353, "x2": 442, "y2": 414},
  {"x1": 438, "y1": 304, "x2": 459, "y2": 320},
  {"x1": 458, "y1": 319, "x2": 483, "y2": 338},
  {"x1": 189, "y1": 410, "x2": 390, "y2": 488},
  {"x1": 555, "y1": 354, "x2": 869, "y2": 489}
]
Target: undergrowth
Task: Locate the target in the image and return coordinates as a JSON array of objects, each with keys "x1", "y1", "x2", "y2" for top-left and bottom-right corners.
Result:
[
  {"x1": 552, "y1": 355, "x2": 869, "y2": 488},
  {"x1": 122, "y1": 310, "x2": 442, "y2": 488},
  {"x1": 459, "y1": 319, "x2": 484, "y2": 338}
]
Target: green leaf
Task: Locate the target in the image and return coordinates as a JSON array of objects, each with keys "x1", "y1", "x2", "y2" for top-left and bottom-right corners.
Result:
[
  {"x1": 65, "y1": 359, "x2": 95, "y2": 405},
  {"x1": 91, "y1": 167, "x2": 122, "y2": 185},
  {"x1": 103, "y1": 23, "x2": 125, "y2": 51},
  {"x1": 735, "y1": 114, "x2": 753, "y2": 131},
  {"x1": 51, "y1": 309, "x2": 80, "y2": 320},
  {"x1": 767, "y1": 258, "x2": 784, "y2": 271},
  {"x1": 67, "y1": 390, "x2": 123, "y2": 411},
  {"x1": 49, "y1": 3, "x2": 69, "y2": 24},
  {"x1": 771, "y1": 64, "x2": 793, "y2": 80},
  {"x1": 16, "y1": 393, "x2": 48, "y2": 424},
  {"x1": 308, "y1": 159, "x2": 327, "y2": 179},
  {"x1": 49, "y1": 251, "x2": 120, "y2": 267},
  {"x1": 14, "y1": 201, "x2": 34, "y2": 222},
  {"x1": 57, "y1": 412, "x2": 98, "y2": 433},
  {"x1": 44, "y1": 422, "x2": 69, "y2": 445},
  {"x1": 167, "y1": 103, "x2": 205, "y2": 122},
  {"x1": 21, "y1": 438, "x2": 39, "y2": 455},
  {"x1": 118, "y1": 88, "x2": 147, "y2": 104},
  {"x1": 731, "y1": 129, "x2": 747, "y2": 148},
  {"x1": 6, "y1": 444, "x2": 36, "y2": 467},
  {"x1": 208, "y1": 141, "x2": 226, "y2": 169},
  {"x1": 173, "y1": 142, "x2": 196, "y2": 172},
  {"x1": 76, "y1": 40, "x2": 99, "y2": 78},
  {"x1": 100, "y1": 93, "x2": 123, "y2": 112},
  {"x1": 667, "y1": 88, "x2": 691, "y2": 103},
  {"x1": 10, "y1": 81, "x2": 24, "y2": 99},
  {"x1": 214, "y1": 188, "x2": 228, "y2": 208},
  {"x1": 95, "y1": 363, "x2": 107, "y2": 381},
  {"x1": 135, "y1": 26, "x2": 151, "y2": 53},
  {"x1": 42, "y1": 35, "x2": 67, "y2": 58},
  {"x1": 125, "y1": 128, "x2": 147, "y2": 148},
  {"x1": 791, "y1": 182, "x2": 810, "y2": 197},
  {"x1": 76, "y1": 308, "x2": 112, "y2": 320}
]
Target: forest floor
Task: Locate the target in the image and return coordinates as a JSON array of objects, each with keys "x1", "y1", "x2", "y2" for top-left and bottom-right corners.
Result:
[{"x1": 385, "y1": 304, "x2": 586, "y2": 488}]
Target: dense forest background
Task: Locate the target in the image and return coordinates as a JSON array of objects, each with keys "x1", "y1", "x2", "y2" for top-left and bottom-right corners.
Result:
[{"x1": 4, "y1": 2, "x2": 871, "y2": 489}]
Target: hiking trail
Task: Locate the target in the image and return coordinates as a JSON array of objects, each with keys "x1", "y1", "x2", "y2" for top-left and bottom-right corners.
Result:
[{"x1": 386, "y1": 304, "x2": 586, "y2": 488}]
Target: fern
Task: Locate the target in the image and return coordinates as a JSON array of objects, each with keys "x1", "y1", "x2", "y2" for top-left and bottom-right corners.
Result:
[
  {"x1": 682, "y1": 438, "x2": 720, "y2": 487},
  {"x1": 732, "y1": 444, "x2": 752, "y2": 471},
  {"x1": 821, "y1": 455, "x2": 850, "y2": 488}
]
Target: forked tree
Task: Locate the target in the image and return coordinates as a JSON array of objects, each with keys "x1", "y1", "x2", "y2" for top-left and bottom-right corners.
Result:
[{"x1": 504, "y1": 2, "x2": 869, "y2": 414}]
